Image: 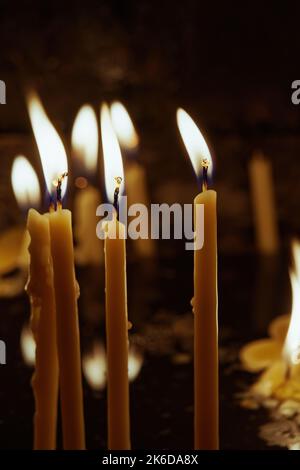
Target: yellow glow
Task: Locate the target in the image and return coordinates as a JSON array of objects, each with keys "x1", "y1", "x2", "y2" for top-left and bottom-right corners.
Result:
[
  {"x1": 100, "y1": 102, "x2": 124, "y2": 203},
  {"x1": 27, "y1": 91, "x2": 68, "y2": 197},
  {"x1": 283, "y1": 240, "x2": 300, "y2": 364},
  {"x1": 82, "y1": 342, "x2": 143, "y2": 390},
  {"x1": 20, "y1": 324, "x2": 36, "y2": 367},
  {"x1": 176, "y1": 108, "x2": 212, "y2": 177},
  {"x1": 82, "y1": 343, "x2": 106, "y2": 391},
  {"x1": 11, "y1": 156, "x2": 41, "y2": 210},
  {"x1": 110, "y1": 101, "x2": 139, "y2": 150},
  {"x1": 128, "y1": 345, "x2": 144, "y2": 382},
  {"x1": 71, "y1": 105, "x2": 98, "y2": 174},
  {"x1": 75, "y1": 176, "x2": 88, "y2": 189}
]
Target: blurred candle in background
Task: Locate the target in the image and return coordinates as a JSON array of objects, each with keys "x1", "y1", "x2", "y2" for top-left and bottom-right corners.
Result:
[
  {"x1": 0, "y1": 156, "x2": 41, "y2": 298},
  {"x1": 11, "y1": 156, "x2": 41, "y2": 211},
  {"x1": 11, "y1": 157, "x2": 40, "y2": 276},
  {"x1": 249, "y1": 151, "x2": 279, "y2": 255},
  {"x1": 27, "y1": 91, "x2": 86, "y2": 450},
  {"x1": 71, "y1": 105, "x2": 103, "y2": 266},
  {"x1": 10, "y1": 156, "x2": 40, "y2": 271},
  {"x1": 101, "y1": 103, "x2": 131, "y2": 450},
  {"x1": 177, "y1": 108, "x2": 219, "y2": 450},
  {"x1": 111, "y1": 101, "x2": 155, "y2": 259}
]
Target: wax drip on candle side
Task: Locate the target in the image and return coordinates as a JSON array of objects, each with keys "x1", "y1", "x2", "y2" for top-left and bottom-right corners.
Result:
[
  {"x1": 52, "y1": 172, "x2": 68, "y2": 211},
  {"x1": 113, "y1": 176, "x2": 122, "y2": 220},
  {"x1": 201, "y1": 159, "x2": 209, "y2": 192}
]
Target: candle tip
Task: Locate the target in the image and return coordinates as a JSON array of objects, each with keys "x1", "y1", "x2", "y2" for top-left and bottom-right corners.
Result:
[
  {"x1": 113, "y1": 176, "x2": 122, "y2": 220},
  {"x1": 52, "y1": 172, "x2": 68, "y2": 210},
  {"x1": 201, "y1": 159, "x2": 209, "y2": 192}
]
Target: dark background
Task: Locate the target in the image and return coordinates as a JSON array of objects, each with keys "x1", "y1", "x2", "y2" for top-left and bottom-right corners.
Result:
[
  {"x1": 0, "y1": 0, "x2": 299, "y2": 450},
  {"x1": 0, "y1": 1, "x2": 300, "y2": 246}
]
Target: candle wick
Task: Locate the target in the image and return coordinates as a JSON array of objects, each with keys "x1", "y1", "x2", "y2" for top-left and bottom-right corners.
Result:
[
  {"x1": 201, "y1": 159, "x2": 209, "y2": 192},
  {"x1": 53, "y1": 172, "x2": 68, "y2": 211},
  {"x1": 113, "y1": 176, "x2": 122, "y2": 221}
]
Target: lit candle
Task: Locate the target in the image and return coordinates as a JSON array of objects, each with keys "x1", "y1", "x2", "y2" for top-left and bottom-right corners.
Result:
[
  {"x1": 12, "y1": 156, "x2": 58, "y2": 449},
  {"x1": 27, "y1": 91, "x2": 86, "y2": 450},
  {"x1": 72, "y1": 105, "x2": 104, "y2": 266},
  {"x1": 249, "y1": 151, "x2": 279, "y2": 255},
  {"x1": 111, "y1": 101, "x2": 155, "y2": 259},
  {"x1": 177, "y1": 108, "x2": 219, "y2": 450},
  {"x1": 101, "y1": 103, "x2": 131, "y2": 450},
  {"x1": 27, "y1": 208, "x2": 59, "y2": 449},
  {"x1": 10, "y1": 157, "x2": 37, "y2": 277}
]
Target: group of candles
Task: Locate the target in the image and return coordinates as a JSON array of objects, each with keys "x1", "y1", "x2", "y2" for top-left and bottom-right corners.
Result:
[
  {"x1": 19, "y1": 93, "x2": 156, "y2": 450},
  {"x1": 7, "y1": 89, "x2": 280, "y2": 451}
]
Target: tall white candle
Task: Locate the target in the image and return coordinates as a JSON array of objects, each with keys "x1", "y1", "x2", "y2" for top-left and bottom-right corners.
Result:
[{"x1": 27, "y1": 92, "x2": 86, "y2": 450}]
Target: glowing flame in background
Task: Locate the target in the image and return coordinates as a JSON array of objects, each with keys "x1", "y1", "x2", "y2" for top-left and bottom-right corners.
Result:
[
  {"x1": 20, "y1": 324, "x2": 36, "y2": 367},
  {"x1": 82, "y1": 342, "x2": 144, "y2": 391},
  {"x1": 27, "y1": 91, "x2": 68, "y2": 198},
  {"x1": 71, "y1": 104, "x2": 99, "y2": 175},
  {"x1": 82, "y1": 342, "x2": 107, "y2": 391},
  {"x1": 11, "y1": 156, "x2": 41, "y2": 210},
  {"x1": 100, "y1": 102, "x2": 124, "y2": 203},
  {"x1": 128, "y1": 345, "x2": 144, "y2": 382},
  {"x1": 110, "y1": 101, "x2": 139, "y2": 150},
  {"x1": 283, "y1": 240, "x2": 300, "y2": 364},
  {"x1": 176, "y1": 108, "x2": 212, "y2": 178}
]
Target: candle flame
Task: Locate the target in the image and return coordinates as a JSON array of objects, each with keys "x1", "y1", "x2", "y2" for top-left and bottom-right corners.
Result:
[
  {"x1": 82, "y1": 342, "x2": 143, "y2": 390},
  {"x1": 20, "y1": 324, "x2": 36, "y2": 367},
  {"x1": 82, "y1": 343, "x2": 107, "y2": 391},
  {"x1": 27, "y1": 91, "x2": 68, "y2": 198},
  {"x1": 100, "y1": 102, "x2": 124, "y2": 203},
  {"x1": 128, "y1": 345, "x2": 144, "y2": 382},
  {"x1": 110, "y1": 101, "x2": 139, "y2": 150},
  {"x1": 176, "y1": 108, "x2": 212, "y2": 178},
  {"x1": 11, "y1": 156, "x2": 41, "y2": 210},
  {"x1": 283, "y1": 240, "x2": 300, "y2": 364},
  {"x1": 71, "y1": 105, "x2": 99, "y2": 175}
]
